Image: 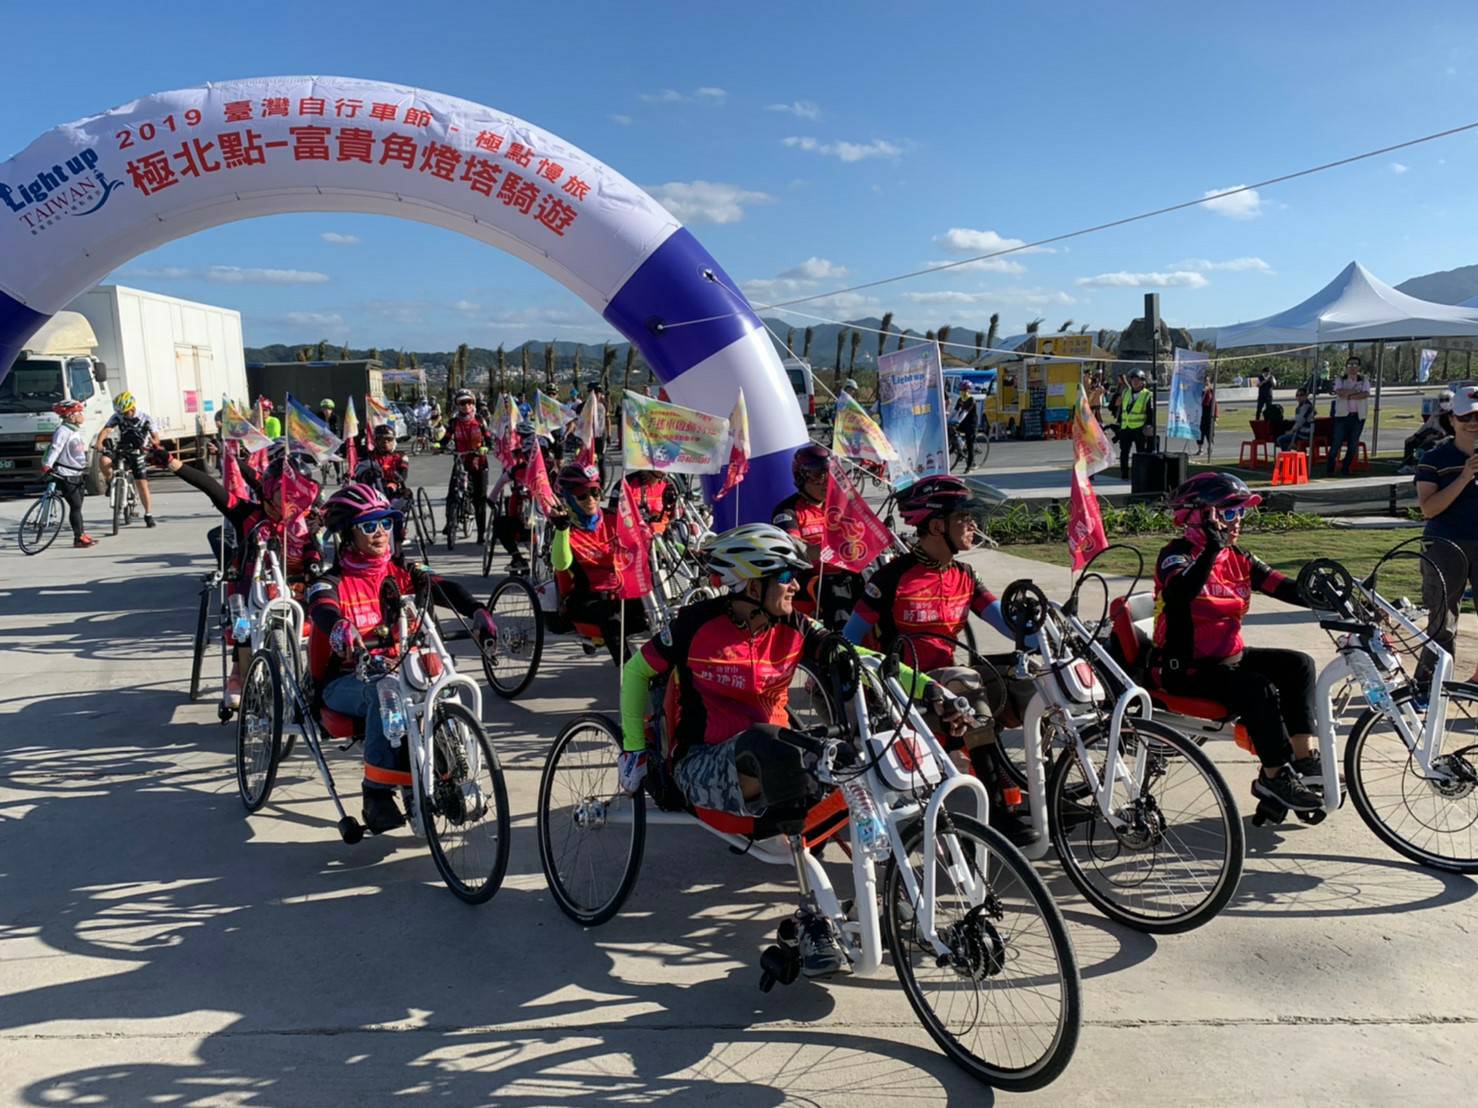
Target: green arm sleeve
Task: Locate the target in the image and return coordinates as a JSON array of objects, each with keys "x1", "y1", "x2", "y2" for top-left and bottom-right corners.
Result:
[
  {"x1": 621, "y1": 651, "x2": 659, "y2": 752},
  {"x1": 853, "y1": 643, "x2": 933, "y2": 698},
  {"x1": 551, "y1": 526, "x2": 573, "y2": 573}
]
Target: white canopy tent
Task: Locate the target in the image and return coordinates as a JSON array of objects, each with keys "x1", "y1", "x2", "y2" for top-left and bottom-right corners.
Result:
[{"x1": 1216, "y1": 261, "x2": 1478, "y2": 348}]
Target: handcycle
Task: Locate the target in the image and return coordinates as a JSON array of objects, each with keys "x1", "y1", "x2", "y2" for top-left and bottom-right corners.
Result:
[
  {"x1": 1109, "y1": 538, "x2": 1478, "y2": 872},
  {"x1": 983, "y1": 556, "x2": 1244, "y2": 933},
  {"x1": 17, "y1": 477, "x2": 68, "y2": 555},
  {"x1": 443, "y1": 451, "x2": 476, "y2": 551},
  {"x1": 535, "y1": 635, "x2": 1081, "y2": 1091},
  {"x1": 105, "y1": 449, "x2": 140, "y2": 535},
  {"x1": 236, "y1": 571, "x2": 511, "y2": 903}
]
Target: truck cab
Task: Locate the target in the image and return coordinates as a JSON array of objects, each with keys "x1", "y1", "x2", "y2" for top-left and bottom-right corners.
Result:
[{"x1": 0, "y1": 312, "x2": 111, "y2": 489}]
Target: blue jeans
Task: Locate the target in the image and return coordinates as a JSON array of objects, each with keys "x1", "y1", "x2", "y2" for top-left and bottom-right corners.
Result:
[
  {"x1": 321, "y1": 673, "x2": 409, "y2": 790},
  {"x1": 1326, "y1": 414, "x2": 1364, "y2": 475}
]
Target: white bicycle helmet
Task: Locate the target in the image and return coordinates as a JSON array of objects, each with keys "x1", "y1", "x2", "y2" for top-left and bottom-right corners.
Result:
[{"x1": 703, "y1": 524, "x2": 811, "y2": 591}]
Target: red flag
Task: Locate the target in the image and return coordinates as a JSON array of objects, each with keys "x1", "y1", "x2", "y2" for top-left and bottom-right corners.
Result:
[
  {"x1": 345, "y1": 435, "x2": 358, "y2": 479},
  {"x1": 223, "y1": 447, "x2": 249, "y2": 508},
  {"x1": 575, "y1": 434, "x2": 597, "y2": 470},
  {"x1": 1067, "y1": 462, "x2": 1108, "y2": 570},
  {"x1": 525, "y1": 439, "x2": 557, "y2": 513},
  {"x1": 613, "y1": 478, "x2": 653, "y2": 600},
  {"x1": 821, "y1": 468, "x2": 892, "y2": 573}
]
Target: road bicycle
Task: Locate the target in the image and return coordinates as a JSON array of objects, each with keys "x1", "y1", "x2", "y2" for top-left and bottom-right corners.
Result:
[
  {"x1": 535, "y1": 636, "x2": 1080, "y2": 1090},
  {"x1": 17, "y1": 478, "x2": 68, "y2": 555},
  {"x1": 443, "y1": 452, "x2": 475, "y2": 551},
  {"x1": 410, "y1": 421, "x2": 433, "y2": 455},
  {"x1": 107, "y1": 457, "x2": 139, "y2": 535},
  {"x1": 237, "y1": 574, "x2": 511, "y2": 903}
]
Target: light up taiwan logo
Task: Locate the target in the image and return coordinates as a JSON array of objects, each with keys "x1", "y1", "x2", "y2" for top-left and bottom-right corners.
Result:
[{"x1": 1, "y1": 147, "x2": 124, "y2": 235}]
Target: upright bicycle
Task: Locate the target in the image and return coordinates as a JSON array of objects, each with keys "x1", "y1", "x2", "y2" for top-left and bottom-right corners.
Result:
[
  {"x1": 17, "y1": 479, "x2": 68, "y2": 555},
  {"x1": 108, "y1": 462, "x2": 139, "y2": 535}
]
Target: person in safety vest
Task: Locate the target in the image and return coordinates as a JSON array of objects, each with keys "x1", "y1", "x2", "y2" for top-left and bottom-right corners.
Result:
[
  {"x1": 306, "y1": 483, "x2": 496, "y2": 834},
  {"x1": 842, "y1": 475, "x2": 1037, "y2": 846},
  {"x1": 771, "y1": 444, "x2": 863, "y2": 628},
  {"x1": 619, "y1": 523, "x2": 967, "y2": 979},
  {"x1": 1152, "y1": 473, "x2": 1322, "y2": 814},
  {"x1": 1117, "y1": 369, "x2": 1154, "y2": 479},
  {"x1": 548, "y1": 462, "x2": 647, "y2": 665}
]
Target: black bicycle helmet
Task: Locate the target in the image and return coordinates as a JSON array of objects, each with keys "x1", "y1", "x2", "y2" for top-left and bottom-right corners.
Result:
[
  {"x1": 791, "y1": 443, "x2": 832, "y2": 488},
  {"x1": 897, "y1": 475, "x2": 972, "y2": 527}
]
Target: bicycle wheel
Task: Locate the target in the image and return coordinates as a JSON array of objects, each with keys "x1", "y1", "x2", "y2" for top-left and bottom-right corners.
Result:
[
  {"x1": 977, "y1": 436, "x2": 991, "y2": 467},
  {"x1": 236, "y1": 650, "x2": 283, "y2": 812},
  {"x1": 18, "y1": 491, "x2": 65, "y2": 555},
  {"x1": 189, "y1": 582, "x2": 211, "y2": 701},
  {"x1": 111, "y1": 475, "x2": 123, "y2": 536},
  {"x1": 885, "y1": 813, "x2": 1080, "y2": 1091},
  {"x1": 416, "y1": 487, "x2": 436, "y2": 538},
  {"x1": 481, "y1": 529, "x2": 496, "y2": 578},
  {"x1": 482, "y1": 576, "x2": 544, "y2": 698},
  {"x1": 422, "y1": 701, "x2": 511, "y2": 904},
  {"x1": 268, "y1": 619, "x2": 303, "y2": 760},
  {"x1": 1345, "y1": 683, "x2": 1478, "y2": 873},
  {"x1": 787, "y1": 660, "x2": 839, "y2": 731},
  {"x1": 537, "y1": 713, "x2": 645, "y2": 925},
  {"x1": 124, "y1": 480, "x2": 136, "y2": 526},
  {"x1": 444, "y1": 489, "x2": 461, "y2": 551},
  {"x1": 1047, "y1": 716, "x2": 1243, "y2": 933}
]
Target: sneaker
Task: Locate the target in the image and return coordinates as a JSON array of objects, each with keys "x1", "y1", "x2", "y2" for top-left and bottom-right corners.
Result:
[
  {"x1": 362, "y1": 786, "x2": 406, "y2": 834},
  {"x1": 797, "y1": 910, "x2": 844, "y2": 979},
  {"x1": 509, "y1": 557, "x2": 530, "y2": 576},
  {"x1": 73, "y1": 534, "x2": 98, "y2": 548},
  {"x1": 1291, "y1": 753, "x2": 1324, "y2": 792},
  {"x1": 988, "y1": 802, "x2": 1041, "y2": 848},
  {"x1": 1252, "y1": 765, "x2": 1323, "y2": 813},
  {"x1": 145, "y1": 515, "x2": 157, "y2": 528},
  {"x1": 225, "y1": 668, "x2": 243, "y2": 709}
]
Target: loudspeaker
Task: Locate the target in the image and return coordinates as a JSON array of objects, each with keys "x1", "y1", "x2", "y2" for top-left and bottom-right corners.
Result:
[
  {"x1": 1130, "y1": 451, "x2": 1186, "y2": 496},
  {"x1": 1144, "y1": 293, "x2": 1160, "y2": 338}
]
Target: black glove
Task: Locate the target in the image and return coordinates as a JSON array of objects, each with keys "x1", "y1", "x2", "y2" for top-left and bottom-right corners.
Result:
[
  {"x1": 1203, "y1": 515, "x2": 1227, "y2": 551},
  {"x1": 147, "y1": 445, "x2": 171, "y2": 468},
  {"x1": 550, "y1": 509, "x2": 571, "y2": 531}
]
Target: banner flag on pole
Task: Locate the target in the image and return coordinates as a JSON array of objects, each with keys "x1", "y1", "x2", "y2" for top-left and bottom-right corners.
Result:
[
  {"x1": 524, "y1": 433, "x2": 558, "y2": 513},
  {"x1": 534, "y1": 389, "x2": 568, "y2": 440},
  {"x1": 280, "y1": 402, "x2": 320, "y2": 524},
  {"x1": 1167, "y1": 348, "x2": 1208, "y2": 443},
  {"x1": 876, "y1": 341, "x2": 948, "y2": 488},
  {"x1": 222, "y1": 400, "x2": 273, "y2": 452},
  {"x1": 716, "y1": 389, "x2": 750, "y2": 500},
  {"x1": 613, "y1": 477, "x2": 654, "y2": 600},
  {"x1": 285, "y1": 394, "x2": 344, "y2": 463},
  {"x1": 1071, "y1": 386, "x2": 1113, "y2": 476},
  {"x1": 1067, "y1": 461, "x2": 1109, "y2": 570},
  {"x1": 831, "y1": 392, "x2": 900, "y2": 467},
  {"x1": 365, "y1": 394, "x2": 395, "y2": 431},
  {"x1": 1419, "y1": 348, "x2": 1438, "y2": 384},
  {"x1": 620, "y1": 390, "x2": 731, "y2": 475},
  {"x1": 820, "y1": 467, "x2": 892, "y2": 573},
  {"x1": 222, "y1": 447, "x2": 249, "y2": 508},
  {"x1": 342, "y1": 396, "x2": 360, "y2": 475}
]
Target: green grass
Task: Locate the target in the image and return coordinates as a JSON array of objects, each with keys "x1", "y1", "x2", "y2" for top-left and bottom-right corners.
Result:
[{"x1": 1005, "y1": 526, "x2": 1429, "y2": 600}]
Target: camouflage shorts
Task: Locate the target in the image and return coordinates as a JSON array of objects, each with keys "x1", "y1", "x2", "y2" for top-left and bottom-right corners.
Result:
[{"x1": 673, "y1": 739, "x2": 759, "y2": 817}]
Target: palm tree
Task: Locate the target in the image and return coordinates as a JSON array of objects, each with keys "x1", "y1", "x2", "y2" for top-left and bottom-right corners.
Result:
[
  {"x1": 1057, "y1": 319, "x2": 1073, "y2": 334},
  {"x1": 368, "y1": 347, "x2": 380, "y2": 363},
  {"x1": 877, "y1": 312, "x2": 894, "y2": 360},
  {"x1": 296, "y1": 347, "x2": 309, "y2": 363},
  {"x1": 986, "y1": 313, "x2": 999, "y2": 351},
  {"x1": 453, "y1": 345, "x2": 466, "y2": 396},
  {"x1": 896, "y1": 330, "x2": 906, "y2": 352},
  {"x1": 848, "y1": 329, "x2": 861, "y2": 375},
  {"x1": 785, "y1": 327, "x2": 795, "y2": 353},
  {"x1": 601, "y1": 342, "x2": 616, "y2": 398},
  {"x1": 974, "y1": 331, "x2": 984, "y2": 362},
  {"x1": 339, "y1": 345, "x2": 349, "y2": 361},
  {"x1": 937, "y1": 325, "x2": 952, "y2": 356},
  {"x1": 834, "y1": 329, "x2": 847, "y2": 392},
  {"x1": 926, "y1": 330, "x2": 936, "y2": 344},
  {"x1": 1078, "y1": 324, "x2": 1090, "y2": 334},
  {"x1": 520, "y1": 344, "x2": 530, "y2": 396},
  {"x1": 802, "y1": 326, "x2": 814, "y2": 362},
  {"x1": 496, "y1": 344, "x2": 506, "y2": 394},
  {"x1": 572, "y1": 346, "x2": 582, "y2": 390},
  {"x1": 544, "y1": 340, "x2": 556, "y2": 390},
  {"x1": 395, "y1": 350, "x2": 406, "y2": 370},
  {"x1": 1026, "y1": 317, "x2": 1044, "y2": 335}
]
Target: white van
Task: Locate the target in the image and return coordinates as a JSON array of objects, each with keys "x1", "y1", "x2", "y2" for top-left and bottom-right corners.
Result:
[{"x1": 783, "y1": 357, "x2": 816, "y2": 426}]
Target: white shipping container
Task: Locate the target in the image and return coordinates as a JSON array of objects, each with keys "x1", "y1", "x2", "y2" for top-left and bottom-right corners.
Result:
[{"x1": 72, "y1": 285, "x2": 247, "y2": 446}]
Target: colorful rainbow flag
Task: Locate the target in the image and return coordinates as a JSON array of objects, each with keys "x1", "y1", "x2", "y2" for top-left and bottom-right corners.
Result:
[
  {"x1": 285, "y1": 394, "x2": 343, "y2": 463},
  {"x1": 365, "y1": 394, "x2": 395, "y2": 430},
  {"x1": 221, "y1": 400, "x2": 273, "y2": 451},
  {"x1": 342, "y1": 396, "x2": 360, "y2": 475},
  {"x1": 620, "y1": 391, "x2": 730, "y2": 475},
  {"x1": 832, "y1": 393, "x2": 899, "y2": 466}
]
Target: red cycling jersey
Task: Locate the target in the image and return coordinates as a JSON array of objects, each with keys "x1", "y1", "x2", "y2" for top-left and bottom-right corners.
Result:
[
  {"x1": 1152, "y1": 536, "x2": 1298, "y2": 669},
  {"x1": 641, "y1": 595, "x2": 827, "y2": 755},
  {"x1": 850, "y1": 549, "x2": 997, "y2": 670},
  {"x1": 556, "y1": 514, "x2": 621, "y2": 595},
  {"x1": 363, "y1": 449, "x2": 408, "y2": 490},
  {"x1": 443, "y1": 413, "x2": 490, "y2": 470},
  {"x1": 772, "y1": 491, "x2": 830, "y2": 614}
]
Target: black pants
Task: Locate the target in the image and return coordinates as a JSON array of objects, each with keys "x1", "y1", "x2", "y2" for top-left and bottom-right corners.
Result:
[
  {"x1": 57, "y1": 476, "x2": 86, "y2": 539},
  {"x1": 1325, "y1": 414, "x2": 1364, "y2": 475},
  {"x1": 564, "y1": 593, "x2": 647, "y2": 666},
  {"x1": 1160, "y1": 647, "x2": 1316, "y2": 768},
  {"x1": 1118, "y1": 426, "x2": 1149, "y2": 479},
  {"x1": 1418, "y1": 537, "x2": 1478, "y2": 683},
  {"x1": 492, "y1": 514, "x2": 528, "y2": 560},
  {"x1": 960, "y1": 423, "x2": 977, "y2": 470}
]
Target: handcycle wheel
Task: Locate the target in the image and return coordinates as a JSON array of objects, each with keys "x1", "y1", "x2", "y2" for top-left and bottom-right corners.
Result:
[
  {"x1": 19, "y1": 490, "x2": 65, "y2": 555},
  {"x1": 537, "y1": 713, "x2": 645, "y2": 925},
  {"x1": 268, "y1": 620, "x2": 302, "y2": 761},
  {"x1": 422, "y1": 701, "x2": 511, "y2": 904},
  {"x1": 482, "y1": 576, "x2": 544, "y2": 698},
  {"x1": 787, "y1": 660, "x2": 840, "y2": 731},
  {"x1": 884, "y1": 812, "x2": 1080, "y2": 1091},
  {"x1": 189, "y1": 580, "x2": 212, "y2": 701},
  {"x1": 1345, "y1": 682, "x2": 1478, "y2": 873},
  {"x1": 236, "y1": 650, "x2": 284, "y2": 812},
  {"x1": 1047, "y1": 716, "x2": 1244, "y2": 933}
]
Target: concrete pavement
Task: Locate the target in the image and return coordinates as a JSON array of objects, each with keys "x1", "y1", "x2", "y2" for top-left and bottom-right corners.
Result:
[{"x1": 2, "y1": 462, "x2": 1476, "y2": 1106}]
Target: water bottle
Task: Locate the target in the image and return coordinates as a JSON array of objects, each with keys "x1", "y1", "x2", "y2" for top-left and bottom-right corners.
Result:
[
  {"x1": 228, "y1": 594, "x2": 252, "y2": 644},
  {"x1": 376, "y1": 677, "x2": 407, "y2": 748},
  {"x1": 843, "y1": 779, "x2": 888, "y2": 860},
  {"x1": 1347, "y1": 649, "x2": 1394, "y2": 714}
]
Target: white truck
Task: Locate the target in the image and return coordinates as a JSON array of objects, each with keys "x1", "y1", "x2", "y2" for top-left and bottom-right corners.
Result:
[{"x1": 0, "y1": 285, "x2": 247, "y2": 490}]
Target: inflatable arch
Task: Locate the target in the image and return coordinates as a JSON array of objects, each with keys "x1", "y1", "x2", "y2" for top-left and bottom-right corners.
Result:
[{"x1": 0, "y1": 76, "x2": 808, "y2": 526}]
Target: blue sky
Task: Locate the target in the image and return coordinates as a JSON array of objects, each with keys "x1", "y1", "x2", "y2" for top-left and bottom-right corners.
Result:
[{"x1": 4, "y1": 0, "x2": 1477, "y2": 351}]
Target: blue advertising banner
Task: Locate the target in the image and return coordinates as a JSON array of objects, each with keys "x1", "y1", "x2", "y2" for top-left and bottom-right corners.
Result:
[
  {"x1": 877, "y1": 342, "x2": 948, "y2": 487},
  {"x1": 1168, "y1": 348, "x2": 1208, "y2": 443}
]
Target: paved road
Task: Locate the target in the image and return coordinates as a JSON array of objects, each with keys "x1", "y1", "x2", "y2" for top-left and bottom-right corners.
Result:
[{"x1": 2, "y1": 460, "x2": 1475, "y2": 1106}]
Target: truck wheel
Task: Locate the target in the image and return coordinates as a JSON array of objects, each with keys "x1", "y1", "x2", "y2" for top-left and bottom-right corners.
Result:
[{"x1": 83, "y1": 451, "x2": 106, "y2": 497}]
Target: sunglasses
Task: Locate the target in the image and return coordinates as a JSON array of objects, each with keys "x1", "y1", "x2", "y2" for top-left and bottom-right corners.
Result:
[
  {"x1": 354, "y1": 517, "x2": 396, "y2": 536},
  {"x1": 770, "y1": 569, "x2": 797, "y2": 586},
  {"x1": 458, "y1": 400, "x2": 476, "y2": 407},
  {"x1": 1455, "y1": 412, "x2": 1478, "y2": 424},
  {"x1": 1217, "y1": 506, "x2": 1248, "y2": 522},
  {"x1": 572, "y1": 488, "x2": 600, "y2": 500}
]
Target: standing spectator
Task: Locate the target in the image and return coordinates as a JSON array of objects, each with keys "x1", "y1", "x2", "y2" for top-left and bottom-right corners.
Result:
[
  {"x1": 1117, "y1": 370, "x2": 1153, "y2": 479},
  {"x1": 1086, "y1": 372, "x2": 1108, "y2": 427},
  {"x1": 1400, "y1": 390, "x2": 1455, "y2": 473},
  {"x1": 1325, "y1": 356, "x2": 1370, "y2": 477},
  {"x1": 1275, "y1": 388, "x2": 1315, "y2": 451},
  {"x1": 1197, "y1": 381, "x2": 1219, "y2": 458},
  {"x1": 316, "y1": 398, "x2": 341, "y2": 437},
  {"x1": 957, "y1": 390, "x2": 979, "y2": 471},
  {"x1": 1414, "y1": 384, "x2": 1478, "y2": 684},
  {"x1": 1254, "y1": 369, "x2": 1276, "y2": 422}
]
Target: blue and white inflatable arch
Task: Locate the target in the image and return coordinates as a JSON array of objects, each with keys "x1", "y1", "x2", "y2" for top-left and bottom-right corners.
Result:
[{"x1": 0, "y1": 75, "x2": 807, "y2": 526}]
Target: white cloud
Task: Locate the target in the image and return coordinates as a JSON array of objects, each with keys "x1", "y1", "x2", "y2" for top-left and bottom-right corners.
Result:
[
  {"x1": 1076, "y1": 270, "x2": 1209, "y2": 289},
  {"x1": 1391, "y1": 162, "x2": 1409, "y2": 174},
  {"x1": 1200, "y1": 185, "x2": 1264, "y2": 220},
  {"x1": 932, "y1": 228, "x2": 1052, "y2": 255},
  {"x1": 121, "y1": 266, "x2": 194, "y2": 280},
  {"x1": 639, "y1": 88, "x2": 687, "y2": 104},
  {"x1": 901, "y1": 288, "x2": 1077, "y2": 307},
  {"x1": 122, "y1": 265, "x2": 331, "y2": 284},
  {"x1": 639, "y1": 87, "x2": 726, "y2": 105},
  {"x1": 778, "y1": 257, "x2": 848, "y2": 280},
  {"x1": 646, "y1": 180, "x2": 775, "y2": 224},
  {"x1": 451, "y1": 299, "x2": 480, "y2": 313},
  {"x1": 695, "y1": 87, "x2": 728, "y2": 102},
  {"x1": 283, "y1": 311, "x2": 344, "y2": 327},
  {"x1": 766, "y1": 100, "x2": 822, "y2": 120},
  {"x1": 320, "y1": 232, "x2": 360, "y2": 246},
  {"x1": 610, "y1": 114, "x2": 632, "y2": 126},
  {"x1": 924, "y1": 258, "x2": 1027, "y2": 275},
  {"x1": 782, "y1": 136, "x2": 902, "y2": 162},
  {"x1": 1175, "y1": 256, "x2": 1273, "y2": 273}
]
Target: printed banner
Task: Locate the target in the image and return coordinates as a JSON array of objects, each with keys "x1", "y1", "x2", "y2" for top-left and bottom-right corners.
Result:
[
  {"x1": 620, "y1": 390, "x2": 731, "y2": 475},
  {"x1": 877, "y1": 342, "x2": 948, "y2": 488},
  {"x1": 534, "y1": 389, "x2": 567, "y2": 439},
  {"x1": 1071, "y1": 386, "x2": 1113, "y2": 476},
  {"x1": 1067, "y1": 462, "x2": 1108, "y2": 570},
  {"x1": 717, "y1": 389, "x2": 750, "y2": 500},
  {"x1": 365, "y1": 394, "x2": 395, "y2": 430},
  {"x1": 1419, "y1": 348, "x2": 1438, "y2": 384},
  {"x1": 221, "y1": 400, "x2": 273, "y2": 451},
  {"x1": 613, "y1": 478, "x2": 654, "y2": 601},
  {"x1": 832, "y1": 392, "x2": 900, "y2": 467},
  {"x1": 285, "y1": 393, "x2": 343, "y2": 462},
  {"x1": 821, "y1": 467, "x2": 892, "y2": 573},
  {"x1": 1168, "y1": 348, "x2": 1207, "y2": 443}
]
